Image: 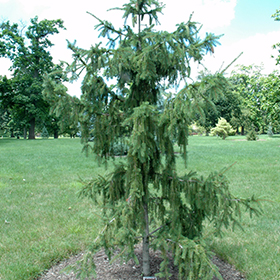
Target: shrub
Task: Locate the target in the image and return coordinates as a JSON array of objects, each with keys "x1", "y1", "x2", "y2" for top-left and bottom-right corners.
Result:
[
  {"x1": 246, "y1": 129, "x2": 258, "y2": 141},
  {"x1": 190, "y1": 124, "x2": 206, "y2": 135},
  {"x1": 210, "y1": 118, "x2": 235, "y2": 139}
]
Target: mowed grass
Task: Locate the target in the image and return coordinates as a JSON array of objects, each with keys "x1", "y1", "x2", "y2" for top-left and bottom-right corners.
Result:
[
  {"x1": 182, "y1": 135, "x2": 280, "y2": 280},
  {"x1": 1, "y1": 136, "x2": 280, "y2": 279},
  {"x1": 0, "y1": 138, "x2": 106, "y2": 280}
]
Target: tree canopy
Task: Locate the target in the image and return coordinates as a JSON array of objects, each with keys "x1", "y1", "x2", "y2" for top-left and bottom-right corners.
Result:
[
  {"x1": 272, "y1": 7, "x2": 280, "y2": 65},
  {"x1": 229, "y1": 65, "x2": 280, "y2": 134},
  {"x1": 0, "y1": 17, "x2": 65, "y2": 139}
]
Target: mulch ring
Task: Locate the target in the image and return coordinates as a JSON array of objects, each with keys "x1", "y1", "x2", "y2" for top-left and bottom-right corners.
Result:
[{"x1": 39, "y1": 244, "x2": 246, "y2": 280}]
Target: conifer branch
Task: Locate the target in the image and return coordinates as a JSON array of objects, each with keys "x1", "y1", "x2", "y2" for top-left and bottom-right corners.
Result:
[
  {"x1": 220, "y1": 52, "x2": 243, "y2": 74},
  {"x1": 166, "y1": 238, "x2": 183, "y2": 249},
  {"x1": 86, "y1": 11, "x2": 126, "y2": 37},
  {"x1": 67, "y1": 42, "x2": 88, "y2": 68},
  {"x1": 148, "y1": 222, "x2": 170, "y2": 237},
  {"x1": 94, "y1": 218, "x2": 116, "y2": 243},
  {"x1": 219, "y1": 161, "x2": 237, "y2": 175}
]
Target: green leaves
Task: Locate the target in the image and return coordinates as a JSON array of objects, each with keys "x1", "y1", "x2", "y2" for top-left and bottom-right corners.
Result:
[
  {"x1": 230, "y1": 65, "x2": 280, "y2": 132},
  {"x1": 1, "y1": 17, "x2": 65, "y2": 138}
]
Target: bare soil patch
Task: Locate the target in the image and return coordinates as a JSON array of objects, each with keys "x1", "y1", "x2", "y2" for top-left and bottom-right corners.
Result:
[{"x1": 39, "y1": 245, "x2": 245, "y2": 280}]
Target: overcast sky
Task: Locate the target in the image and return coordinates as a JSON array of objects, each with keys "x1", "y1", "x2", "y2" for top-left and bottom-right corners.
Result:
[{"x1": 1, "y1": 0, "x2": 280, "y2": 97}]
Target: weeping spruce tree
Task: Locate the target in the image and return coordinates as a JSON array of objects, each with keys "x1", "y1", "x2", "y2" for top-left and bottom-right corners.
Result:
[{"x1": 66, "y1": 1, "x2": 261, "y2": 278}]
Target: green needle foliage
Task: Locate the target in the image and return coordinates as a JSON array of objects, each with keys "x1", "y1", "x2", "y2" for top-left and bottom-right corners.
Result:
[{"x1": 65, "y1": 1, "x2": 262, "y2": 278}]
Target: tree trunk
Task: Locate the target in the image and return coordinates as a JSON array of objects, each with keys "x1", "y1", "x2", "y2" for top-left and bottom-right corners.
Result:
[
  {"x1": 142, "y1": 200, "x2": 151, "y2": 276},
  {"x1": 23, "y1": 126, "x2": 27, "y2": 139},
  {"x1": 10, "y1": 130, "x2": 15, "y2": 138},
  {"x1": 28, "y1": 117, "x2": 36, "y2": 139},
  {"x1": 54, "y1": 130, "x2": 59, "y2": 139},
  {"x1": 142, "y1": 166, "x2": 151, "y2": 277},
  {"x1": 241, "y1": 126, "x2": 245, "y2": 135}
]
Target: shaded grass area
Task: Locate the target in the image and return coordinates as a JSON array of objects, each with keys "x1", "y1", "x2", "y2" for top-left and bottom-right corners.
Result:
[
  {"x1": 0, "y1": 138, "x2": 106, "y2": 280},
  {"x1": 1, "y1": 136, "x2": 280, "y2": 279},
  {"x1": 181, "y1": 135, "x2": 280, "y2": 280}
]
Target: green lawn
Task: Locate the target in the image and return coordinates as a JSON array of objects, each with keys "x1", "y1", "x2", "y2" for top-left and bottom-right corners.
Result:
[
  {"x1": 0, "y1": 136, "x2": 279, "y2": 279},
  {"x1": 0, "y1": 138, "x2": 105, "y2": 280},
  {"x1": 185, "y1": 135, "x2": 280, "y2": 280}
]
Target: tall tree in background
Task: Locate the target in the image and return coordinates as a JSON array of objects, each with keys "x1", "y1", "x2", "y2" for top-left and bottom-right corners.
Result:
[
  {"x1": 193, "y1": 71, "x2": 242, "y2": 135},
  {"x1": 229, "y1": 65, "x2": 268, "y2": 133},
  {"x1": 272, "y1": 7, "x2": 280, "y2": 65},
  {"x1": 0, "y1": 75, "x2": 30, "y2": 138},
  {"x1": 0, "y1": 75, "x2": 12, "y2": 135},
  {"x1": 259, "y1": 71, "x2": 280, "y2": 132},
  {"x1": 0, "y1": 17, "x2": 65, "y2": 139},
  {"x1": 66, "y1": 1, "x2": 261, "y2": 278},
  {"x1": 269, "y1": 7, "x2": 280, "y2": 132}
]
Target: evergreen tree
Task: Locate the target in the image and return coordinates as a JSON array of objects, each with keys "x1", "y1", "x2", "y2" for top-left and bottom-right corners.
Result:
[
  {"x1": 41, "y1": 125, "x2": 49, "y2": 139},
  {"x1": 66, "y1": 1, "x2": 261, "y2": 278}
]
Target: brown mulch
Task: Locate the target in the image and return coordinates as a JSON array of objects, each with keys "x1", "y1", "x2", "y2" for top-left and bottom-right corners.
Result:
[{"x1": 38, "y1": 245, "x2": 245, "y2": 280}]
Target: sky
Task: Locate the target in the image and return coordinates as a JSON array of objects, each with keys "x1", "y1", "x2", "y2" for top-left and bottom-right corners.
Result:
[{"x1": 1, "y1": 0, "x2": 280, "y2": 97}]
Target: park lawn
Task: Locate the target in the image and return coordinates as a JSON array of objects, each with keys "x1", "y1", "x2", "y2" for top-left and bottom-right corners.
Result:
[
  {"x1": 183, "y1": 135, "x2": 280, "y2": 280},
  {"x1": 0, "y1": 136, "x2": 279, "y2": 279},
  {"x1": 0, "y1": 138, "x2": 107, "y2": 280}
]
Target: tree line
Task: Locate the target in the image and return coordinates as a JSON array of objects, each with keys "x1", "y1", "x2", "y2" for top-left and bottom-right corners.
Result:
[
  {"x1": 0, "y1": 6, "x2": 280, "y2": 139},
  {"x1": 195, "y1": 65, "x2": 280, "y2": 136}
]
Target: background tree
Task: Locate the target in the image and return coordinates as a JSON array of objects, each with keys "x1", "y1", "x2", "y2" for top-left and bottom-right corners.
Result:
[
  {"x1": 0, "y1": 75, "x2": 32, "y2": 138},
  {"x1": 229, "y1": 65, "x2": 267, "y2": 134},
  {"x1": 0, "y1": 75, "x2": 12, "y2": 136},
  {"x1": 0, "y1": 17, "x2": 65, "y2": 139},
  {"x1": 43, "y1": 70, "x2": 81, "y2": 138},
  {"x1": 272, "y1": 7, "x2": 280, "y2": 65},
  {"x1": 0, "y1": 107, "x2": 13, "y2": 137},
  {"x1": 259, "y1": 71, "x2": 280, "y2": 133},
  {"x1": 194, "y1": 72, "x2": 242, "y2": 135},
  {"x1": 0, "y1": 75, "x2": 24, "y2": 137},
  {"x1": 64, "y1": 1, "x2": 261, "y2": 279}
]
